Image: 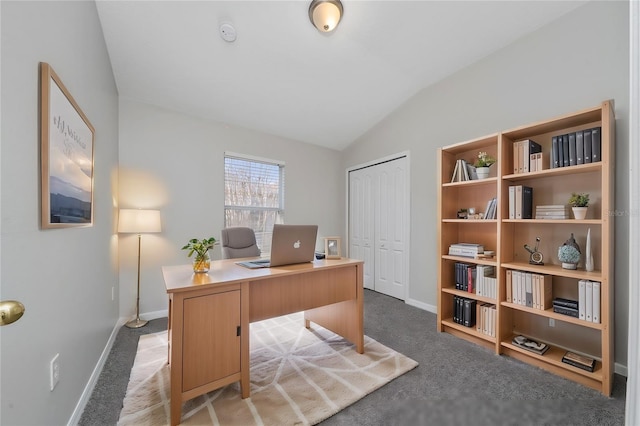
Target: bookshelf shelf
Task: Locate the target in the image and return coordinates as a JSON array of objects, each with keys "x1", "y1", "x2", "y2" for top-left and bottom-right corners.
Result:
[
  {"x1": 501, "y1": 302, "x2": 604, "y2": 330},
  {"x1": 437, "y1": 100, "x2": 614, "y2": 395}
]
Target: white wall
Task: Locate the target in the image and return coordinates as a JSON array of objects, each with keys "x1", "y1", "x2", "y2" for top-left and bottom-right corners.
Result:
[
  {"x1": 342, "y1": 1, "x2": 630, "y2": 367},
  {"x1": 0, "y1": 1, "x2": 119, "y2": 425},
  {"x1": 118, "y1": 99, "x2": 345, "y2": 318}
]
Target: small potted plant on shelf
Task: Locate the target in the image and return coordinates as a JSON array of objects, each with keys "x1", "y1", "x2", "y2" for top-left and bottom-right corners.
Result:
[
  {"x1": 568, "y1": 192, "x2": 589, "y2": 220},
  {"x1": 474, "y1": 151, "x2": 496, "y2": 179},
  {"x1": 182, "y1": 237, "x2": 217, "y2": 273}
]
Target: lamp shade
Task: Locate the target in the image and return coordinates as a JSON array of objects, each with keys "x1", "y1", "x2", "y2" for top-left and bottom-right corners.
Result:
[
  {"x1": 309, "y1": 0, "x2": 343, "y2": 32},
  {"x1": 118, "y1": 209, "x2": 161, "y2": 234}
]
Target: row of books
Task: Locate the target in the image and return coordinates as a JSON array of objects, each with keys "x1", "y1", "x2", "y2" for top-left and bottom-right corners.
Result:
[
  {"x1": 450, "y1": 159, "x2": 477, "y2": 182},
  {"x1": 506, "y1": 270, "x2": 552, "y2": 310},
  {"x1": 535, "y1": 204, "x2": 570, "y2": 220},
  {"x1": 507, "y1": 185, "x2": 533, "y2": 219},
  {"x1": 454, "y1": 263, "x2": 497, "y2": 298},
  {"x1": 551, "y1": 127, "x2": 602, "y2": 168},
  {"x1": 476, "y1": 303, "x2": 497, "y2": 337},
  {"x1": 512, "y1": 139, "x2": 542, "y2": 174},
  {"x1": 561, "y1": 351, "x2": 596, "y2": 372},
  {"x1": 449, "y1": 243, "x2": 484, "y2": 258},
  {"x1": 483, "y1": 197, "x2": 497, "y2": 220},
  {"x1": 579, "y1": 280, "x2": 601, "y2": 323},
  {"x1": 452, "y1": 296, "x2": 476, "y2": 328}
]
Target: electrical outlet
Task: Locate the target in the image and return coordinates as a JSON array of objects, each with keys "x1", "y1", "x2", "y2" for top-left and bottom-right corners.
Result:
[
  {"x1": 549, "y1": 318, "x2": 555, "y2": 327},
  {"x1": 50, "y1": 353, "x2": 60, "y2": 391}
]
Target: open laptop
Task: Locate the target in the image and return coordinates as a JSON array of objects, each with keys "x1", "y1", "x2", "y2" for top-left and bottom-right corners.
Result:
[{"x1": 237, "y1": 224, "x2": 318, "y2": 269}]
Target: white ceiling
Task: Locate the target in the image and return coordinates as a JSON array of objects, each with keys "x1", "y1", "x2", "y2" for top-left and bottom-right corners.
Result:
[{"x1": 96, "y1": 0, "x2": 586, "y2": 151}]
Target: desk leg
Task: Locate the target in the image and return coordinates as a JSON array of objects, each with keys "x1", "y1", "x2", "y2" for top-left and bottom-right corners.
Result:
[
  {"x1": 169, "y1": 293, "x2": 184, "y2": 426},
  {"x1": 240, "y1": 281, "x2": 250, "y2": 398}
]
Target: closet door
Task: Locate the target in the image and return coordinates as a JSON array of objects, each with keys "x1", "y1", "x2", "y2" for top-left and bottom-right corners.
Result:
[
  {"x1": 349, "y1": 156, "x2": 408, "y2": 299},
  {"x1": 349, "y1": 167, "x2": 374, "y2": 290},
  {"x1": 374, "y1": 158, "x2": 408, "y2": 300}
]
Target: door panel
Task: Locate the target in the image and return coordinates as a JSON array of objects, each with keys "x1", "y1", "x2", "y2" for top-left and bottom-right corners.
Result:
[{"x1": 349, "y1": 156, "x2": 408, "y2": 299}]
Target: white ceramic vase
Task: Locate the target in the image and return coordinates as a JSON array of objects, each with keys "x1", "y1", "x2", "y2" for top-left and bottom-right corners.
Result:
[
  {"x1": 572, "y1": 206, "x2": 587, "y2": 220},
  {"x1": 476, "y1": 167, "x2": 490, "y2": 179},
  {"x1": 585, "y1": 228, "x2": 594, "y2": 272}
]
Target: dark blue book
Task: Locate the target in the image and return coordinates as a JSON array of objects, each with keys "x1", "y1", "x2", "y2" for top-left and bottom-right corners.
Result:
[
  {"x1": 562, "y1": 134, "x2": 570, "y2": 167},
  {"x1": 592, "y1": 127, "x2": 601, "y2": 162},
  {"x1": 576, "y1": 131, "x2": 584, "y2": 164},
  {"x1": 568, "y1": 132, "x2": 577, "y2": 166},
  {"x1": 552, "y1": 136, "x2": 560, "y2": 168},
  {"x1": 584, "y1": 129, "x2": 592, "y2": 163}
]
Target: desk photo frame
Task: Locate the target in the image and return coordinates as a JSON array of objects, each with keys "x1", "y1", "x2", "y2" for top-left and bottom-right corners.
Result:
[
  {"x1": 324, "y1": 237, "x2": 342, "y2": 259},
  {"x1": 40, "y1": 62, "x2": 95, "y2": 229}
]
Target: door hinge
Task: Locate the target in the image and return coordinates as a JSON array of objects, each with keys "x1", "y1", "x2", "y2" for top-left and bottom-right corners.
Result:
[{"x1": 237, "y1": 326, "x2": 241, "y2": 336}]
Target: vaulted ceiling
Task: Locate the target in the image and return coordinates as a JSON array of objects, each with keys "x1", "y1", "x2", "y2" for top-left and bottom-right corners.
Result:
[{"x1": 96, "y1": 1, "x2": 586, "y2": 150}]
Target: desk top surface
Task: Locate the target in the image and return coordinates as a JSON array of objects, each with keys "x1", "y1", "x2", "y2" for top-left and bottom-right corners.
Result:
[{"x1": 163, "y1": 257, "x2": 363, "y2": 293}]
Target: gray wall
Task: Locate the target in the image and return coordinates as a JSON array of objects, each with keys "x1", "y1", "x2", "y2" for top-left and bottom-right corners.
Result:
[
  {"x1": 118, "y1": 99, "x2": 345, "y2": 319},
  {"x1": 342, "y1": 1, "x2": 630, "y2": 368},
  {"x1": 0, "y1": 1, "x2": 119, "y2": 425}
]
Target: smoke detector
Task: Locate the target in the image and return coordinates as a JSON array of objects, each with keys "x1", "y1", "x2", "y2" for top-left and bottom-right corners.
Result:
[{"x1": 219, "y1": 23, "x2": 237, "y2": 42}]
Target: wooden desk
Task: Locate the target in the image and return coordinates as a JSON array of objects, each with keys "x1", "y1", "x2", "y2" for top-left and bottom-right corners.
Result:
[{"x1": 162, "y1": 258, "x2": 364, "y2": 426}]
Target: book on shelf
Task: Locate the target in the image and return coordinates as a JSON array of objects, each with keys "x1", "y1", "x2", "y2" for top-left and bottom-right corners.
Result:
[
  {"x1": 568, "y1": 132, "x2": 577, "y2": 166},
  {"x1": 509, "y1": 185, "x2": 533, "y2": 219},
  {"x1": 578, "y1": 280, "x2": 601, "y2": 323},
  {"x1": 553, "y1": 297, "x2": 579, "y2": 309},
  {"x1": 591, "y1": 127, "x2": 602, "y2": 162},
  {"x1": 562, "y1": 134, "x2": 570, "y2": 167},
  {"x1": 535, "y1": 205, "x2": 569, "y2": 220},
  {"x1": 576, "y1": 131, "x2": 584, "y2": 164},
  {"x1": 451, "y1": 159, "x2": 486, "y2": 183},
  {"x1": 584, "y1": 129, "x2": 592, "y2": 163},
  {"x1": 507, "y1": 271, "x2": 551, "y2": 310},
  {"x1": 551, "y1": 136, "x2": 560, "y2": 168},
  {"x1": 512, "y1": 335, "x2": 549, "y2": 355},
  {"x1": 476, "y1": 303, "x2": 496, "y2": 337},
  {"x1": 449, "y1": 243, "x2": 484, "y2": 258},
  {"x1": 529, "y1": 152, "x2": 545, "y2": 172},
  {"x1": 453, "y1": 295, "x2": 476, "y2": 328},
  {"x1": 483, "y1": 197, "x2": 497, "y2": 220},
  {"x1": 553, "y1": 305, "x2": 579, "y2": 318},
  {"x1": 562, "y1": 351, "x2": 596, "y2": 372}
]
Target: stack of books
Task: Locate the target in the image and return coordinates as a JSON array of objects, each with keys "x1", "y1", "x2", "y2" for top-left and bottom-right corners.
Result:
[
  {"x1": 535, "y1": 205, "x2": 569, "y2": 220},
  {"x1": 508, "y1": 185, "x2": 533, "y2": 219},
  {"x1": 453, "y1": 296, "x2": 476, "y2": 328},
  {"x1": 506, "y1": 270, "x2": 552, "y2": 310},
  {"x1": 512, "y1": 335, "x2": 549, "y2": 355},
  {"x1": 552, "y1": 297, "x2": 579, "y2": 318},
  {"x1": 562, "y1": 351, "x2": 596, "y2": 372},
  {"x1": 448, "y1": 243, "x2": 484, "y2": 258}
]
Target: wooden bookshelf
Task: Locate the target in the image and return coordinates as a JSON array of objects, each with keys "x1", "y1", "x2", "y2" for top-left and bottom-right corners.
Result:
[{"x1": 437, "y1": 100, "x2": 614, "y2": 395}]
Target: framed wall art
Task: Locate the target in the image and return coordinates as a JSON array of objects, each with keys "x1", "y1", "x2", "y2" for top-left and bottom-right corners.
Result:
[
  {"x1": 324, "y1": 237, "x2": 342, "y2": 259},
  {"x1": 40, "y1": 62, "x2": 95, "y2": 228}
]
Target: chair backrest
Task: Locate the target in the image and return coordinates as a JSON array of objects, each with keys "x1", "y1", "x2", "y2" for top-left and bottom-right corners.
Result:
[{"x1": 221, "y1": 227, "x2": 261, "y2": 259}]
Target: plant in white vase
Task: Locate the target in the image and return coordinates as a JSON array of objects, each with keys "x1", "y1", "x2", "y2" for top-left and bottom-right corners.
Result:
[
  {"x1": 474, "y1": 151, "x2": 495, "y2": 179},
  {"x1": 568, "y1": 192, "x2": 589, "y2": 220}
]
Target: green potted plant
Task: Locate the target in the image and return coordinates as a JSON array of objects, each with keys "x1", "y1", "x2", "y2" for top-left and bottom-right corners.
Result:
[
  {"x1": 474, "y1": 151, "x2": 496, "y2": 179},
  {"x1": 568, "y1": 192, "x2": 589, "y2": 220},
  {"x1": 182, "y1": 237, "x2": 217, "y2": 273}
]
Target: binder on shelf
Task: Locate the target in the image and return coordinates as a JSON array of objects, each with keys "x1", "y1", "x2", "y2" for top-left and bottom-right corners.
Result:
[
  {"x1": 586, "y1": 280, "x2": 593, "y2": 322},
  {"x1": 576, "y1": 131, "x2": 584, "y2": 164},
  {"x1": 525, "y1": 273, "x2": 533, "y2": 308},
  {"x1": 584, "y1": 130, "x2": 592, "y2": 163},
  {"x1": 551, "y1": 136, "x2": 560, "y2": 168},
  {"x1": 579, "y1": 280, "x2": 586, "y2": 320},
  {"x1": 506, "y1": 270, "x2": 512, "y2": 302},
  {"x1": 508, "y1": 186, "x2": 515, "y2": 219},
  {"x1": 592, "y1": 281, "x2": 601, "y2": 323},
  {"x1": 592, "y1": 127, "x2": 602, "y2": 162},
  {"x1": 515, "y1": 186, "x2": 523, "y2": 219},
  {"x1": 521, "y1": 139, "x2": 542, "y2": 173},
  {"x1": 562, "y1": 134, "x2": 570, "y2": 167},
  {"x1": 568, "y1": 133, "x2": 577, "y2": 166}
]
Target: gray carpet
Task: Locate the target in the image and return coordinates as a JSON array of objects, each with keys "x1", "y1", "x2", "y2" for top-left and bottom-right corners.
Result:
[{"x1": 79, "y1": 289, "x2": 626, "y2": 425}]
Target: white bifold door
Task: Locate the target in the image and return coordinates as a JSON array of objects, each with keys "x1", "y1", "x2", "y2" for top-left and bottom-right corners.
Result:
[{"x1": 349, "y1": 156, "x2": 408, "y2": 300}]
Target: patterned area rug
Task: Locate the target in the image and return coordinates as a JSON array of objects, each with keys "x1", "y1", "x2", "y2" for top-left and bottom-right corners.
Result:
[{"x1": 118, "y1": 312, "x2": 418, "y2": 425}]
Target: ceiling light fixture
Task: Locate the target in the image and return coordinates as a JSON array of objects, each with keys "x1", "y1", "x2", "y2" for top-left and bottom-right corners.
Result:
[{"x1": 309, "y1": 0, "x2": 343, "y2": 33}]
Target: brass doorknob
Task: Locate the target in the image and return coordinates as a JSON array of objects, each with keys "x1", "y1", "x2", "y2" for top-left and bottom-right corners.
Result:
[{"x1": 0, "y1": 300, "x2": 25, "y2": 326}]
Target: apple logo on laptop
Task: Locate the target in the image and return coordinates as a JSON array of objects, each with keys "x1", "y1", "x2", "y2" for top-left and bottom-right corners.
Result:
[{"x1": 293, "y1": 240, "x2": 301, "y2": 249}]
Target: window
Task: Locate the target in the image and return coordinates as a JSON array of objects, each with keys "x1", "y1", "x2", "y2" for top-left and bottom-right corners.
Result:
[{"x1": 224, "y1": 153, "x2": 284, "y2": 255}]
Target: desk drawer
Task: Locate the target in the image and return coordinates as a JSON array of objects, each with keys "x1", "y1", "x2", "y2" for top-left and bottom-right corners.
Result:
[{"x1": 249, "y1": 266, "x2": 356, "y2": 322}]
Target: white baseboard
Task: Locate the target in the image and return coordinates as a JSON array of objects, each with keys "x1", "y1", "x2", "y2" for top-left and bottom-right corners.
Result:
[
  {"x1": 67, "y1": 316, "x2": 127, "y2": 426},
  {"x1": 405, "y1": 297, "x2": 437, "y2": 314},
  {"x1": 142, "y1": 309, "x2": 168, "y2": 321},
  {"x1": 615, "y1": 362, "x2": 628, "y2": 378}
]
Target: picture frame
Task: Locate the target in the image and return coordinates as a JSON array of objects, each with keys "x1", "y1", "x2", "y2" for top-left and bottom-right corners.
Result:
[
  {"x1": 40, "y1": 62, "x2": 95, "y2": 228},
  {"x1": 324, "y1": 237, "x2": 342, "y2": 259}
]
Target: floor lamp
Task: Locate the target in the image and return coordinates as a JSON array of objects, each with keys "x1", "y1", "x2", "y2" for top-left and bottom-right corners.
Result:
[{"x1": 118, "y1": 209, "x2": 162, "y2": 329}]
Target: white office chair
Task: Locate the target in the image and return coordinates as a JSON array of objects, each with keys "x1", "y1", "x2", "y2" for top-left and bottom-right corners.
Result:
[{"x1": 220, "y1": 227, "x2": 261, "y2": 259}]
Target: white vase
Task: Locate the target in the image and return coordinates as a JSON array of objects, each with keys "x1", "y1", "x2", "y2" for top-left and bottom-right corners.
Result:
[
  {"x1": 585, "y1": 228, "x2": 594, "y2": 272},
  {"x1": 572, "y1": 206, "x2": 587, "y2": 220},
  {"x1": 476, "y1": 167, "x2": 490, "y2": 179}
]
